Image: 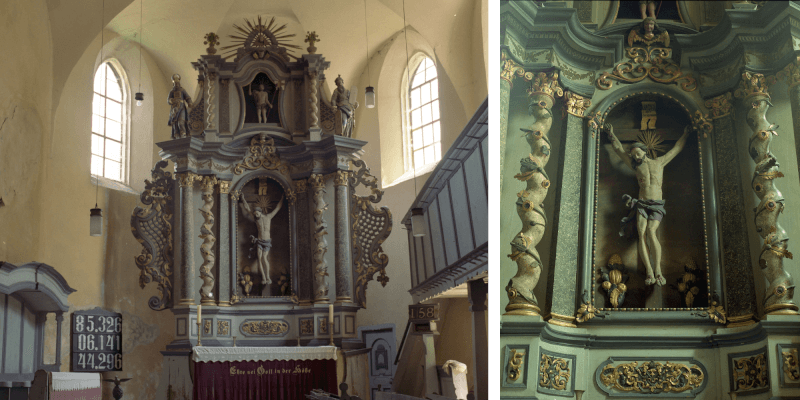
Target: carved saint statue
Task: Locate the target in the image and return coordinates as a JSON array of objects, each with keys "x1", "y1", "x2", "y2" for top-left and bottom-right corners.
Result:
[
  {"x1": 604, "y1": 123, "x2": 690, "y2": 286},
  {"x1": 167, "y1": 74, "x2": 193, "y2": 139},
  {"x1": 239, "y1": 193, "x2": 283, "y2": 285},
  {"x1": 331, "y1": 75, "x2": 358, "y2": 137},
  {"x1": 249, "y1": 83, "x2": 273, "y2": 124}
]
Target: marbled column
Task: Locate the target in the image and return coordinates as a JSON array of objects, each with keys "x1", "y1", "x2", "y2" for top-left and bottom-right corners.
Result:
[
  {"x1": 217, "y1": 180, "x2": 231, "y2": 306},
  {"x1": 334, "y1": 171, "x2": 353, "y2": 302},
  {"x1": 735, "y1": 73, "x2": 797, "y2": 315},
  {"x1": 295, "y1": 179, "x2": 313, "y2": 304},
  {"x1": 468, "y1": 279, "x2": 488, "y2": 400},
  {"x1": 705, "y1": 93, "x2": 758, "y2": 320},
  {"x1": 547, "y1": 92, "x2": 589, "y2": 326},
  {"x1": 505, "y1": 72, "x2": 563, "y2": 317},
  {"x1": 310, "y1": 174, "x2": 330, "y2": 303},
  {"x1": 178, "y1": 172, "x2": 199, "y2": 305}
]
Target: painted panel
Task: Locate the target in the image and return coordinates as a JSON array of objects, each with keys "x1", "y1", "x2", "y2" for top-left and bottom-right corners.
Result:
[
  {"x1": 427, "y1": 199, "x2": 447, "y2": 273},
  {"x1": 422, "y1": 224, "x2": 436, "y2": 278},
  {"x1": 415, "y1": 237, "x2": 427, "y2": 281},
  {"x1": 436, "y1": 182, "x2": 460, "y2": 264},
  {"x1": 21, "y1": 307, "x2": 36, "y2": 373},
  {"x1": 407, "y1": 229, "x2": 418, "y2": 288},
  {"x1": 448, "y1": 168, "x2": 475, "y2": 257},
  {"x1": 464, "y1": 149, "x2": 488, "y2": 246},
  {"x1": 4, "y1": 296, "x2": 21, "y2": 374}
]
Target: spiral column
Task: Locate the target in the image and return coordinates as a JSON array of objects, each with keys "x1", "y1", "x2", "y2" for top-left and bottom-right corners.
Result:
[
  {"x1": 504, "y1": 72, "x2": 563, "y2": 316},
  {"x1": 198, "y1": 176, "x2": 217, "y2": 305},
  {"x1": 309, "y1": 174, "x2": 330, "y2": 303},
  {"x1": 734, "y1": 72, "x2": 798, "y2": 315}
]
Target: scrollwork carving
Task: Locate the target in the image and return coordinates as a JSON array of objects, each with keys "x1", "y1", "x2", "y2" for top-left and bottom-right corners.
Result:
[
  {"x1": 507, "y1": 349, "x2": 524, "y2": 382},
  {"x1": 240, "y1": 320, "x2": 289, "y2": 336},
  {"x1": 233, "y1": 133, "x2": 290, "y2": 176},
  {"x1": 349, "y1": 159, "x2": 392, "y2": 308},
  {"x1": 539, "y1": 354, "x2": 570, "y2": 391},
  {"x1": 782, "y1": 348, "x2": 800, "y2": 381},
  {"x1": 732, "y1": 353, "x2": 769, "y2": 391},
  {"x1": 597, "y1": 47, "x2": 696, "y2": 92},
  {"x1": 599, "y1": 360, "x2": 705, "y2": 394},
  {"x1": 131, "y1": 161, "x2": 175, "y2": 311}
]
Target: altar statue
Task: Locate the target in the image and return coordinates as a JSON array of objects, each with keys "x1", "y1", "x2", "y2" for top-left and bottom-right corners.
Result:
[
  {"x1": 628, "y1": 17, "x2": 669, "y2": 47},
  {"x1": 604, "y1": 123, "x2": 690, "y2": 286},
  {"x1": 249, "y1": 83, "x2": 273, "y2": 124},
  {"x1": 240, "y1": 194, "x2": 283, "y2": 285},
  {"x1": 167, "y1": 74, "x2": 193, "y2": 139},
  {"x1": 331, "y1": 75, "x2": 358, "y2": 137}
]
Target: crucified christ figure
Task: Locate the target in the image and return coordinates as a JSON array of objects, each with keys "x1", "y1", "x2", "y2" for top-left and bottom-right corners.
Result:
[
  {"x1": 239, "y1": 194, "x2": 283, "y2": 284},
  {"x1": 604, "y1": 123, "x2": 690, "y2": 286}
]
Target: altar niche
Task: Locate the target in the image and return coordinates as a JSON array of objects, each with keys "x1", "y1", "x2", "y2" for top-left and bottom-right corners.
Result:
[
  {"x1": 594, "y1": 95, "x2": 709, "y2": 311},
  {"x1": 236, "y1": 176, "x2": 291, "y2": 297},
  {"x1": 243, "y1": 73, "x2": 281, "y2": 125}
]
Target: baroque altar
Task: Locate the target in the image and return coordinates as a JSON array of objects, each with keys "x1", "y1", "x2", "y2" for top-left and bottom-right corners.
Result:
[{"x1": 130, "y1": 18, "x2": 391, "y2": 399}]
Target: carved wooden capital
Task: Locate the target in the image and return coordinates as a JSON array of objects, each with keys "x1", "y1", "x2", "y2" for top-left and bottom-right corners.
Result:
[
  {"x1": 527, "y1": 71, "x2": 564, "y2": 101},
  {"x1": 218, "y1": 180, "x2": 231, "y2": 194},
  {"x1": 734, "y1": 71, "x2": 776, "y2": 102},
  {"x1": 691, "y1": 110, "x2": 713, "y2": 138},
  {"x1": 285, "y1": 189, "x2": 297, "y2": 205},
  {"x1": 334, "y1": 171, "x2": 350, "y2": 187},
  {"x1": 206, "y1": 71, "x2": 218, "y2": 80},
  {"x1": 229, "y1": 190, "x2": 241, "y2": 201},
  {"x1": 308, "y1": 173, "x2": 325, "y2": 189},
  {"x1": 777, "y1": 56, "x2": 800, "y2": 91},
  {"x1": 199, "y1": 175, "x2": 218, "y2": 193},
  {"x1": 564, "y1": 91, "x2": 592, "y2": 118},
  {"x1": 704, "y1": 92, "x2": 733, "y2": 119},
  {"x1": 177, "y1": 172, "x2": 200, "y2": 187},
  {"x1": 500, "y1": 51, "x2": 525, "y2": 89},
  {"x1": 294, "y1": 179, "x2": 308, "y2": 194}
]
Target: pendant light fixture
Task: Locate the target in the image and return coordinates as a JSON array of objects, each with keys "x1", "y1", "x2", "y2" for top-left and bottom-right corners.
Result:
[
  {"x1": 363, "y1": 0, "x2": 375, "y2": 108},
  {"x1": 91, "y1": 0, "x2": 105, "y2": 237},
  {"x1": 402, "y1": 0, "x2": 424, "y2": 237},
  {"x1": 135, "y1": 0, "x2": 144, "y2": 106}
]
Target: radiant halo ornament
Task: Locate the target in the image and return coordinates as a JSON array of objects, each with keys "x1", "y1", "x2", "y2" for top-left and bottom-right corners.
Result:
[{"x1": 222, "y1": 15, "x2": 301, "y2": 62}]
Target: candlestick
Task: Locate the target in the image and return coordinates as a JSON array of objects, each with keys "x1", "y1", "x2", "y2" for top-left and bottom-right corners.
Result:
[
  {"x1": 196, "y1": 320, "x2": 202, "y2": 347},
  {"x1": 232, "y1": 336, "x2": 237, "y2": 347},
  {"x1": 328, "y1": 304, "x2": 334, "y2": 323}
]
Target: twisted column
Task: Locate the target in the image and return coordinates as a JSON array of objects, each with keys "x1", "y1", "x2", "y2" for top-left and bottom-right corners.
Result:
[
  {"x1": 206, "y1": 72, "x2": 216, "y2": 130},
  {"x1": 735, "y1": 72, "x2": 797, "y2": 315},
  {"x1": 334, "y1": 171, "x2": 353, "y2": 302},
  {"x1": 309, "y1": 174, "x2": 330, "y2": 303},
  {"x1": 505, "y1": 72, "x2": 563, "y2": 316},
  {"x1": 178, "y1": 172, "x2": 200, "y2": 305},
  {"x1": 198, "y1": 176, "x2": 217, "y2": 305},
  {"x1": 309, "y1": 72, "x2": 319, "y2": 129},
  {"x1": 500, "y1": 51, "x2": 525, "y2": 194}
]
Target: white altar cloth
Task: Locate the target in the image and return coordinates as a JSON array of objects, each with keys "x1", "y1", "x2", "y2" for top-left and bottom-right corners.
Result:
[{"x1": 192, "y1": 346, "x2": 338, "y2": 363}]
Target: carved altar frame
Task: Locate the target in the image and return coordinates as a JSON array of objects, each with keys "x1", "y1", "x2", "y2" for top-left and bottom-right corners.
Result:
[
  {"x1": 230, "y1": 169, "x2": 299, "y2": 303},
  {"x1": 580, "y1": 85, "x2": 723, "y2": 323},
  {"x1": 232, "y1": 62, "x2": 290, "y2": 136}
]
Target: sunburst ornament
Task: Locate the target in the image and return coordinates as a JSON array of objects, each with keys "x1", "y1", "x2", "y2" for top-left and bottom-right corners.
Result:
[
  {"x1": 636, "y1": 129, "x2": 666, "y2": 159},
  {"x1": 222, "y1": 15, "x2": 301, "y2": 61},
  {"x1": 253, "y1": 195, "x2": 279, "y2": 214}
]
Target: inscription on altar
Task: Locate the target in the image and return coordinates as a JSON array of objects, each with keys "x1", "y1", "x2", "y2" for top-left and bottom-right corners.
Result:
[{"x1": 230, "y1": 364, "x2": 312, "y2": 376}]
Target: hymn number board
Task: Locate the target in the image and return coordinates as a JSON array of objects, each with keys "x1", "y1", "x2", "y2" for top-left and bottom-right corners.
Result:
[{"x1": 71, "y1": 307, "x2": 122, "y2": 372}]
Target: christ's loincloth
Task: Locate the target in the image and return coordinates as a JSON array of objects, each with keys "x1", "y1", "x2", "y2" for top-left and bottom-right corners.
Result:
[
  {"x1": 619, "y1": 195, "x2": 665, "y2": 237},
  {"x1": 250, "y1": 236, "x2": 273, "y2": 254}
]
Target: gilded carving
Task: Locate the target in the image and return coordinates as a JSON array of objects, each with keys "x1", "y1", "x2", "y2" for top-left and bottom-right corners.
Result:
[
  {"x1": 131, "y1": 161, "x2": 175, "y2": 310},
  {"x1": 777, "y1": 56, "x2": 800, "y2": 90},
  {"x1": 240, "y1": 320, "x2": 289, "y2": 336},
  {"x1": 732, "y1": 353, "x2": 769, "y2": 391},
  {"x1": 601, "y1": 254, "x2": 628, "y2": 309},
  {"x1": 704, "y1": 92, "x2": 733, "y2": 119},
  {"x1": 319, "y1": 317, "x2": 328, "y2": 334},
  {"x1": 500, "y1": 51, "x2": 527, "y2": 89},
  {"x1": 333, "y1": 171, "x2": 350, "y2": 186},
  {"x1": 217, "y1": 320, "x2": 230, "y2": 336},
  {"x1": 782, "y1": 348, "x2": 800, "y2": 381},
  {"x1": 692, "y1": 301, "x2": 727, "y2": 324},
  {"x1": 294, "y1": 179, "x2": 308, "y2": 194},
  {"x1": 564, "y1": 91, "x2": 591, "y2": 118},
  {"x1": 218, "y1": 180, "x2": 231, "y2": 194},
  {"x1": 734, "y1": 71, "x2": 776, "y2": 101},
  {"x1": 691, "y1": 110, "x2": 713, "y2": 138},
  {"x1": 586, "y1": 111, "x2": 604, "y2": 138},
  {"x1": 220, "y1": 16, "x2": 300, "y2": 62},
  {"x1": 233, "y1": 133, "x2": 290, "y2": 176},
  {"x1": 597, "y1": 46, "x2": 696, "y2": 92},
  {"x1": 600, "y1": 360, "x2": 704, "y2": 393},
  {"x1": 300, "y1": 319, "x2": 313, "y2": 335},
  {"x1": 507, "y1": 349, "x2": 524, "y2": 382},
  {"x1": 539, "y1": 354, "x2": 570, "y2": 391},
  {"x1": 676, "y1": 258, "x2": 701, "y2": 308},
  {"x1": 177, "y1": 172, "x2": 200, "y2": 187},
  {"x1": 575, "y1": 290, "x2": 601, "y2": 323},
  {"x1": 203, "y1": 319, "x2": 212, "y2": 335}
]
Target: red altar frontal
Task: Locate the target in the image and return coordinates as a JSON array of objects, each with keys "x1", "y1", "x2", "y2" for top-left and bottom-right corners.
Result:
[{"x1": 192, "y1": 346, "x2": 338, "y2": 400}]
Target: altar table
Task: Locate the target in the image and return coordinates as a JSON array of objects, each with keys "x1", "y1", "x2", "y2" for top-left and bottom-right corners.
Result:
[{"x1": 192, "y1": 346, "x2": 338, "y2": 400}]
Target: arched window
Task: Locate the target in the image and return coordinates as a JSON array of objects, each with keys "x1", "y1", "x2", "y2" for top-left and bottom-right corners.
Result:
[
  {"x1": 408, "y1": 56, "x2": 441, "y2": 171},
  {"x1": 91, "y1": 61, "x2": 127, "y2": 183}
]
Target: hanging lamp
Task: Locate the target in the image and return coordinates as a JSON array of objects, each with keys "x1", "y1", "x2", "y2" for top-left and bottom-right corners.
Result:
[
  {"x1": 91, "y1": 0, "x2": 105, "y2": 236},
  {"x1": 363, "y1": 0, "x2": 375, "y2": 108},
  {"x1": 135, "y1": 0, "x2": 144, "y2": 106}
]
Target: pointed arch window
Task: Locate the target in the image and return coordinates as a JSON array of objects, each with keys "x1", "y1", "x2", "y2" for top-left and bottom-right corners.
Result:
[
  {"x1": 408, "y1": 57, "x2": 441, "y2": 170},
  {"x1": 91, "y1": 61, "x2": 127, "y2": 183}
]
